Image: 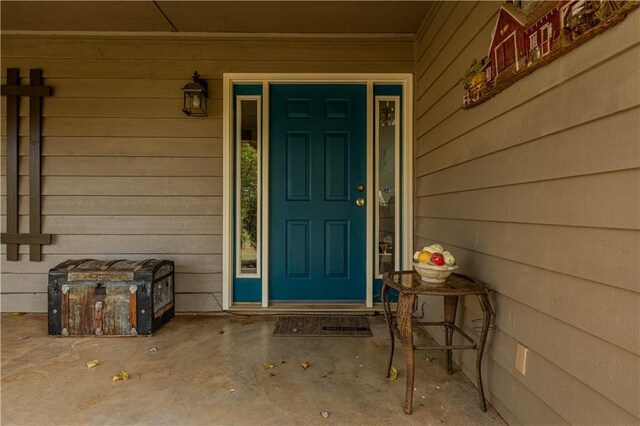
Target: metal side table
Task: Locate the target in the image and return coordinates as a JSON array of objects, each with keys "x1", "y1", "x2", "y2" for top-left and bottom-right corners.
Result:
[{"x1": 381, "y1": 271, "x2": 494, "y2": 415}]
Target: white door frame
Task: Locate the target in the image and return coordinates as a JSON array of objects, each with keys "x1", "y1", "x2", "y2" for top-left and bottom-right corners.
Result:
[{"x1": 222, "y1": 73, "x2": 413, "y2": 310}]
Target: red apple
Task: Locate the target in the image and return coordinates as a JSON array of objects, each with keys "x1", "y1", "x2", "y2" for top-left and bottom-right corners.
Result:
[{"x1": 430, "y1": 253, "x2": 445, "y2": 266}]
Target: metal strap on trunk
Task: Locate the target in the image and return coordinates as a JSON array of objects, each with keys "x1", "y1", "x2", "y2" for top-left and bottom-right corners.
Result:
[{"x1": 67, "y1": 259, "x2": 155, "y2": 282}]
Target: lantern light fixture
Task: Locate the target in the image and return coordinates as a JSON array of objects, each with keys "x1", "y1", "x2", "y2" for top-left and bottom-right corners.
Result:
[
  {"x1": 380, "y1": 101, "x2": 395, "y2": 127},
  {"x1": 182, "y1": 71, "x2": 208, "y2": 117}
]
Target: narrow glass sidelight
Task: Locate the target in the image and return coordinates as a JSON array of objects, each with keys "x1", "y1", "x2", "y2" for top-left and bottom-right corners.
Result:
[
  {"x1": 376, "y1": 97, "x2": 400, "y2": 276},
  {"x1": 236, "y1": 97, "x2": 261, "y2": 276}
]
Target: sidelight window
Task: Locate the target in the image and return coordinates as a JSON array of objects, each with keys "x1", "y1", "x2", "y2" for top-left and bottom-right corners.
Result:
[
  {"x1": 236, "y1": 96, "x2": 261, "y2": 277},
  {"x1": 375, "y1": 97, "x2": 400, "y2": 277}
]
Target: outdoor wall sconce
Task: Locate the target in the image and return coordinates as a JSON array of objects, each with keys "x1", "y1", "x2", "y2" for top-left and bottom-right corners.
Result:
[
  {"x1": 182, "y1": 71, "x2": 208, "y2": 116},
  {"x1": 380, "y1": 101, "x2": 395, "y2": 127}
]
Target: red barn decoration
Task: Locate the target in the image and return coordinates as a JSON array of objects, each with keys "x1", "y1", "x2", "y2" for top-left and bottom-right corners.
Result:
[{"x1": 462, "y1": 0, "x2": 638, "y2": 108}]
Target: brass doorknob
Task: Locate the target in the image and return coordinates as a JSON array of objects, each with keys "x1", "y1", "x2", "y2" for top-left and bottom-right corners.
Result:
[
  {"x1": 356, "y1": 198, "x2": 366, "y2": 207},
  {"x1": 356, "y1": 184, "x2": 365, "y2": 192}
]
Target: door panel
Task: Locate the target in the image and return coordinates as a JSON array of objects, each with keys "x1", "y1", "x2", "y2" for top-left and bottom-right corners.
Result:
[
  {"x1": 325, "y1": 132, "x2": 350, "y2": 200},
  {"x1": 325, "y1": 220, "x2": 349, "y2": 278},
  {"x1": 286, "y1": 132, "x2": 311, "y2": 200},
  {"x1": 270, "y1": 84, "x2": 366, "y2": 301},
  {"x1": 286, "y1": 220, "x2": 310, "y2": 278}
]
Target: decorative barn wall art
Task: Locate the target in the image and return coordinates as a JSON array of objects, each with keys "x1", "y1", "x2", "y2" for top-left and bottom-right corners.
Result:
[{"x1": 462, "y1": 0, "x2": 639, "y2": 108}]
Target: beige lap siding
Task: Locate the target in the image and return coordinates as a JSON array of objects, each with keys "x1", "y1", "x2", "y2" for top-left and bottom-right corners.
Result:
[
  {"x1": 1, "y1": 35, "x2": 414, "y2": 312},
  {"x1": 414, "y1": 2, "x2": 640, "y2": 425}
]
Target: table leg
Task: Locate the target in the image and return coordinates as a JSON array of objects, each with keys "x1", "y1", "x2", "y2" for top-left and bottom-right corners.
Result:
[
  {"x1": 381, "y1": 283, "x2": 395, "y2": 377},
  {"x1": 444, "y1": 295, "x2": 459, "y2": 375},
  {"x1": 396, "y1": 292, "x2": 416, "y2": 415},
  {"x1": 475, "y1": 293, "x2": 493, "y2": 412}
]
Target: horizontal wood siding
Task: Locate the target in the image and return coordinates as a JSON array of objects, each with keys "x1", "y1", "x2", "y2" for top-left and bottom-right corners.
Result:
[
  {"x1": 414, "y1": 2, "x2": 640, "y2": 425},
  {"x1": 1, "y1": 35, "x2": 413, "y2": 312}
]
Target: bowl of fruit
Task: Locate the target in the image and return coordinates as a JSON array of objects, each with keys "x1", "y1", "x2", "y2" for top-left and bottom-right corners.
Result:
[{"x1": 413, "y1": 244, "x2": 458, "y2": 285}]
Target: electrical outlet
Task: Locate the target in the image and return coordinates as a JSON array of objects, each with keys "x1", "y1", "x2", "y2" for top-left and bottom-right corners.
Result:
[{"x1": 515, "y1": 343, "x2": 528, "y2": 375}]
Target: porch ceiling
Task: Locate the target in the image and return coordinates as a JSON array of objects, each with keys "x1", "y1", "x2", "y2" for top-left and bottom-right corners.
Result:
[{"x1": 1, "y1": 1, "x2": 432, "y2": 35}]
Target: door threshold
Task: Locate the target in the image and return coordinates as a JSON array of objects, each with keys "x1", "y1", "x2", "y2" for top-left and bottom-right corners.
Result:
[{"x1": 228, "y1": 302, "x2": 390, "y2": 314}]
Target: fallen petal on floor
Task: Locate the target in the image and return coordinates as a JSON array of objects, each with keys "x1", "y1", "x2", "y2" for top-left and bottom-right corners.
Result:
[
  {"x1": 389, "y1": 366, "x2": 398, "y2": 380},
  {"x1": 111, "y1": 371, "x2": 129, "y2": 382},
  {"x1": 85, "y1": 359, "x2": 100, "y2": 369}
]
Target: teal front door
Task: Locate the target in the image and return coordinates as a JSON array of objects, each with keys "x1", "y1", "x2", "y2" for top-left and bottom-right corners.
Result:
[{"x1": 270, "y1": 84, "x2": 367, "y2": 302}]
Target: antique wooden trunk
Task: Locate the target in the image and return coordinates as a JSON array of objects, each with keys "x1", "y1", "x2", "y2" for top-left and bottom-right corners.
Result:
[{"x1": 48, "y1": 259, "x2": 175, "y2": 336}]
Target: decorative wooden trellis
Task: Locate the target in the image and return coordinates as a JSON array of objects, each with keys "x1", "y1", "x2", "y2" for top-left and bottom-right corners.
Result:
[{"x1": 1, "y1": 68, "x2": 52, "y2": 261}]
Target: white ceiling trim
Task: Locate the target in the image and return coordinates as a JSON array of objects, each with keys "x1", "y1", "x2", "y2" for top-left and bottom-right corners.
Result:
[{"x1": 1, "y1": 30, "x2": 415, "y2": 41}]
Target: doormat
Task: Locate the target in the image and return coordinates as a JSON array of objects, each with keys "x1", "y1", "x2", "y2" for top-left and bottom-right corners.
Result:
[{"x1": 273, "y1": 315, "x2": 372, "y2": 337}]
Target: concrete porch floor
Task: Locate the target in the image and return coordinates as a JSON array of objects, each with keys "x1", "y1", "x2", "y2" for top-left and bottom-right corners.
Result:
[{"x1": 1, "y1": 314, "x2": 504, "y2": 425}]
